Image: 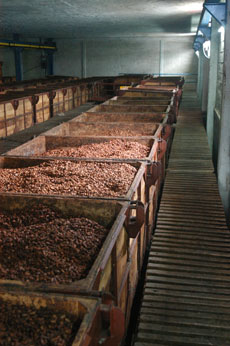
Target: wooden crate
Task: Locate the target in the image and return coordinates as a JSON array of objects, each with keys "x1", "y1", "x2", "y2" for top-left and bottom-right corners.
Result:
[
  {"x1": 1, "y1": 141, "x2": 167, "y2": 261},
  {"x1": 0, "y1": 155, "x2": 150, "y2": 205},
  {"x1": 33, "y1": 92, "x2": 51, "y2": 123},
  {"x1": 0, "y1": 96, "x2": 34, "y2": 138},
  {"x1": 117, "y1": 89, "x2": 174, "y2": 99},
  {"x1": 74, "y1": 111, "x2": 169, "y2": 124},
  {"x1": 94, "y1": 104, "x2": 171, "y2": 113},
  {"x1": 0, "y1": 196, "x2": 145, "y2": 324},
  {"x1": 80, "y1": 84, "x2": 88, "y2": 104},
  {"x1": 0, "y1": 289, "x2": 125, "y2": 346},
  {"x1": 3, "y1": 134, "x2": 169, "y2": 165},
  {"x1": 73, "y1": 85, "x2": 81, "y2": 107},
  {"x1": 41, "y1": 120, "x2": 167, "y2": 139},
  {"x1": 52, "y1": 88, "x2": 68, "y2": 116},
  {"x1": 141, "y1": 76, "x2": 184, "y2": 88},
  {"x1": 107, "y1": 97, "x2": 173, "y2": 105}
]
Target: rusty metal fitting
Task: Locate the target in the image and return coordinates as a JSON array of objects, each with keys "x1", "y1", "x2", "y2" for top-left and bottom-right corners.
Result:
[
  {"x1": 157, "y1": 139, "x2": 167, "y2": 161},
  {"x1": 146, "y1": 161, "x2": 162, "y2": 187},
  {"x1": 125, "y1": 200, "x2": 145, "y2": 238},
  {"x1": 162, "y1": 124, "x2": 171, "y2": 140}
]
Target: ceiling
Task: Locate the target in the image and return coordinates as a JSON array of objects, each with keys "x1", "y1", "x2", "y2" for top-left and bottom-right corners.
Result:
[{"x1": 0, "y1": 0, "x2": 203, "y2": 39}]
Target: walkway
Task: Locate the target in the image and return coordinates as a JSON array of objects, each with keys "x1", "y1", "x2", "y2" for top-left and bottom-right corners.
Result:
[{"x1": 134, "y1": 93, "x2": 230, "y2": 346}]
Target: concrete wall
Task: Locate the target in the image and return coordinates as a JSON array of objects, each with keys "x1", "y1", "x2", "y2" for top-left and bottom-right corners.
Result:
[
  {"x1": 0, "y1": 38, "x2": 49, "y2": 80},
  {"x1": 54, "y1": 40, "x2": 82, "y2": 77},
  {"x1": 217, "y1": 0, "x2": 230, "y2": 223},
  {"x1": 215, "y1": 28, "x2": 225, "y2": 115},
  {"x1": 0, "y1": 35, "x2": 198, "y2": 87},
  {"x1": 22, "y1": 50, "x2": 46, "y2": 80},
  {"x1": 0, "y1": 48, "x2": 15, "y2": 76},
  {"x1": 207, "y1": 22, "x2": 225, "y2": 170},
  {"x1": 54, "y1": 36, "x2": 198, "y2": 89}
]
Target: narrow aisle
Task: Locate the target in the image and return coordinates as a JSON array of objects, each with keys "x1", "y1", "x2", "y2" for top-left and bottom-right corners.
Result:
[{"x1": 134, "y1": 94, "x2": 230, "y2": 346}]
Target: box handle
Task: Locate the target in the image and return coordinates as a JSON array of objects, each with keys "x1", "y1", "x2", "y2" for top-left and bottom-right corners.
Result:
[
  {"x1": 157, "y1": 139, "x2": 167, "y2": 161},
  {"x1": 125, "y1": 201, "x2": 145, "y2": 238},
  {"x1": 146, "y1": 161, "x2": 162, "y2": 187}
]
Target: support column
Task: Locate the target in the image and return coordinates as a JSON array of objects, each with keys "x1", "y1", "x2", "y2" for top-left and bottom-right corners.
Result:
[
  {"x1": 14, "y1": 48, "x2": 23, "y2": 81},
  {"x1": 217, "y1": 2, "x2": 230, "y2": 224},
  {"x1": 196, "y1": 51, "x2": 204, "y2": 104},
  {"x1": 46, "y1": 51, "x2": 54, "y2": 75},
  {"x1": 81, "y1": 40, "x2": 86, "y2": 78},
  {"x1": 13, "y1": 34, "x2": 23, "y2": 81},
  {"x1": 201, "y1": 54, "x2": 210, "y2": 112},
  {"x1": 159, "y1": 40, "x2": 163, "y2": 76},
  {"x1": 207, "y1": 19, "x2": 219, "y2": 153}
]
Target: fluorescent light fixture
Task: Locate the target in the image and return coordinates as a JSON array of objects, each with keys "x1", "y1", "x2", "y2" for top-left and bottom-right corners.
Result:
[{"x1": 203, "y1": 40, "x2": 211, "y2": 59}]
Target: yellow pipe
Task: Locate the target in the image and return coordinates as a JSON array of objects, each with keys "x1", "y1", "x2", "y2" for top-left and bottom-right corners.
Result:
[{"x1": 0, "y1": 42, "x2": 56, "y2": 50}]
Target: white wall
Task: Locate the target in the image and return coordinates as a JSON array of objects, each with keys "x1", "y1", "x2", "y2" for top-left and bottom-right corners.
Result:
[
  {"x1": 54, "y1": 36, "x2": 198, "y2": 88},
  {"x1": 85, "y1": 38, "x2": 160, "y2": 76},
  {"x1": 0, "y1": 35, "x2": 198, "y2": 85},
  {"x1": 215, "y1": 28, "x2": 225, "y2": 115},
  {"x1": 53, "y1": 40, "x2": 82, "y2": 77}
]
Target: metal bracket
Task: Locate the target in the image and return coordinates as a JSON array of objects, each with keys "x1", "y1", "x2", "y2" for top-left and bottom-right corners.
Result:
[
  {"x1": 194, "y1": 3, "x2": 226, "y2": 51},
  {"x1": 194, "y1": 35, "x2": 206, "y2": 50},
  {"x1": 49, "y1": 91, "x2": 56, "y2": 100},
  {"x1": 162, "y1": 124, "x2": 172, "y2": 140},
  {"x1": 11, "y1": 100, "x2": 19, "y2": 110},
  {"x1": 125, "y1": 201, "x2": 145, "y2": 238},
  {"x1": 157, "y1": 139, "x2": 167, "y2": 161},
  {"x1": 46, "y1": 50, "x2": 54, "y2": 76},
  {"x1": 32, "y1": 95, "x2": 39, "y2": 105},
  {"x1": 168, "y1": 112, "x2": 176, "y2": 124},
  {"x1": 199, "y1": 26, "x2": 211, "y2": 40},
  {"x1": 62, "y1": 89, "x2": 67, "y2": 96},
  {"x1": 204, "y1": 3, "x2": 226, "y2": 27},
  {"x1": 99, "y1": 305, "x2": 125, "y2": 346},
  {"x1": 146, "y1": 162, "x2": 162, "y2": 187},
  {"x1": 87, "y1": 83, "x2": 93, "y2": 90}
]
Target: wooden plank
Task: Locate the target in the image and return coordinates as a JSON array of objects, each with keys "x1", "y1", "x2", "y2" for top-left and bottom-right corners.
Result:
[
  {"x1": 156, "y1": 219, "x2": 228, "y2": 229},
  {"x1": 144, "y1": 281, "x2": 230, "y2": 296},
  {"x1": 151, "y1": 240, "x2": 230, "y2": 253},
  {"x1": 140, "y1": 307, "x2": 230, "y2": 322},
  {"x1": 153, "y1": 224, "x2": 228, "y2": 233},
  {"x1": 147, "y1": 262, "x2": 230, "y2": 277},
  {"x1": 141, "y1": 298, "x2": 230, "y2": 313},
  {"x1": 138, "y1": 321, "x2": 230, "y2": 339},
  {"x1": 146, "y1": 268, "x2": 230, "y2": 284},
  {"x1": 155, "y1": 230, "x2": 230, "y2": 240},
  {"x1": 152, "y1": 237, "x2": 230, "y2": 248},
  {"x1": 150, "y1": 244, "x2": 230, "y2": 257},
  {"x1": 157, "y1": 212, "x2": 227, "y2": 222},
  {"x1": 149, "y1": 250, "x2": 230, "y2": 264},
  {"x1": 136, "y1": 331, "x2": 229, "y2": 345}
]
